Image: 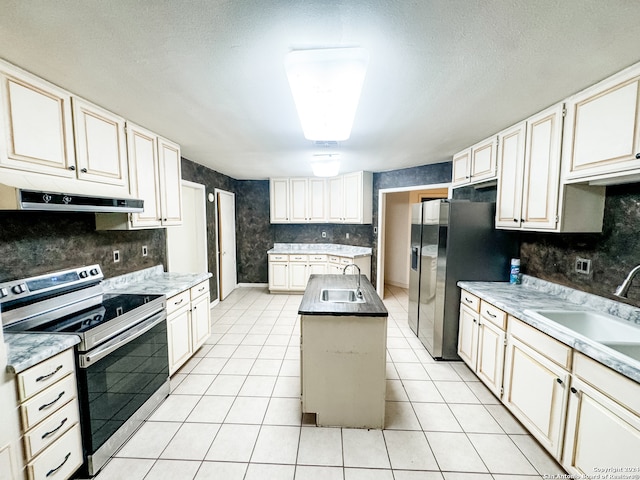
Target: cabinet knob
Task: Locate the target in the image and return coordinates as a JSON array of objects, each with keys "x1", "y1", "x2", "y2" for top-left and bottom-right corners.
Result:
[
  {"x1": 570, "y1": 387, "x2": 578, "y2": 394},
  {"x1": 81, "y1": 168, "x2": 88, "y2": 173},
  {"x1": 68, "y1": 165, "x2": 76, "y2": 171},
  {"x1": 636, "y1": 152, "x2": 640, "y2": 159},
  {"x1": 513, "y1": 218, "x2": 518, "y2": 222},
  {"x1": 556, "y1": 378, "x2": 563, "y2": 385}
]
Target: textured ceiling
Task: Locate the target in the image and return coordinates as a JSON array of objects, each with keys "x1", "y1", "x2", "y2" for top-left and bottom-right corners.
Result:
[{"x1": 1, "y1": 1, "x2": 640, "y2": 180}]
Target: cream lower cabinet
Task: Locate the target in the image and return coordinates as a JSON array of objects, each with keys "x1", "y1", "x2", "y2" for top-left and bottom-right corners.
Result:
[
  {"x1": 16, "y1": 349, "x2": 83, "y2": 480},
  {"x1": 503, "y1": 317, "x2": 571, "y2": 459},
  {"x1": 167, "y1": 280, "x2": 211, "y2": 375},
  {"x1": 562, "y1": 352, "x2": 640, "y2": 475},
  {"x1": 457, "y1": 292, "x2": 506, "y2": 398},
  {"x1": 268, "y1": 253, "x2": 371, "y2": 293}
]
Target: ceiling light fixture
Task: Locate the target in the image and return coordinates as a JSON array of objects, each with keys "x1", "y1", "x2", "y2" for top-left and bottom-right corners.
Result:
[
  {"x1": 311, "y1": 153, "x2": 341, "y2": 177},
  {"x1": 285, "y1": 47, "x2": 369, "y2": 141}
]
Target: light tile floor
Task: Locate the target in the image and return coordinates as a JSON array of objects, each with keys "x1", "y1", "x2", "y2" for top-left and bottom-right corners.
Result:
[{"x1": 94, "y1": 285, "x2": 566, "y2": 480}]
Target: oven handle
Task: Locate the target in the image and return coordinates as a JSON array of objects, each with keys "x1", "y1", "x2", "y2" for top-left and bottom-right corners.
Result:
[{"x1": 78, "y1": 310, "x2": 166, "y2": 368}]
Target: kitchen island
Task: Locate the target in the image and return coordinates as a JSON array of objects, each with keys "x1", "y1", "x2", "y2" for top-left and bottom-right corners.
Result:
[{"x1": 298, "y1": 274, "x2": 388, "y2": 429}]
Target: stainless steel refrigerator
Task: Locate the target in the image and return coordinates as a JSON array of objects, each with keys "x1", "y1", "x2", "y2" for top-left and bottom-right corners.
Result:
[{"x1": 408, "y1": 200, "x2": 518, "y2": 360}]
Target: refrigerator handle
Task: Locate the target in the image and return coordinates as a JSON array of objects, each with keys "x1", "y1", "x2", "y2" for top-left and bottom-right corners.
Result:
[{"x1": 411, "y1": 246, "x2": 419, "y2": 271}]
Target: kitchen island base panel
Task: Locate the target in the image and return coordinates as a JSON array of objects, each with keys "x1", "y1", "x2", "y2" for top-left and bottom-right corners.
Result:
[{"x1": 301, "y1": 314, "x2": 387, "y2": 429}]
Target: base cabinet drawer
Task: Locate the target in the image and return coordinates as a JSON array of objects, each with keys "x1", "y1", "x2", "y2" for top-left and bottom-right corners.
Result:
[
  {"x1": 23, "y1": 400, "x2": 80, "y2": 459},
  {"x1": 20, "y1": 374, "x2": 77, "y2": 431},
  {"x1": 26, "y1": 423, "x2": 82, "y2": 480},
  {"x1": 18, "y1": 349, "x2": 75, "y2": 401}
]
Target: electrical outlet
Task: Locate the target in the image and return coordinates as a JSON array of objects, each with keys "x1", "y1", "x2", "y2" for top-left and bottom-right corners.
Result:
[
  {"x1": 142, "y1": 245, "x2": 148, "y2": 257},
  {"x1": 373, "y1": 226, "x2": 377, "y2": 234},
  {"x1": 346, "y1": 233, "x2": 349, "y2": 239},
  {"x1": 322, "y1": 232, "x2": 327, "y2": 238},
  {"x1": 113, "y1": 250, "x2": 120, "y2": 263},
  {"x1": 575, "y1": 257, "x2": 591, "y2": 275}
]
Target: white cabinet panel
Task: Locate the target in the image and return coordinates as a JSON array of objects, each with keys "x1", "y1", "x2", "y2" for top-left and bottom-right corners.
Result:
[
  {"x1": 158, "y1": 137, "x2": 183, "y2": 226},
  {"x1": 289, "y1": 177, "x2": 308, "y2": 222},
  {"x1": 289, "y1": 262, "x2": 308, "y2": 291},
  {"x1": 563, "y1": 63, "x2": 640, "y2": 183},
  {"x1": 127, "y1": 124, "x2": 162, "y2": 228},
  {"x1": 451, "y1": 149, "x2": 471, "y2": 185},
  {"x1": 457, "y1": 303, "x2": 479, "y2": 369},
  {"x1": 167, "y1": 304, "x2": 191, "y2": 376},
  {"x1": 72, "y1": 97, "x2": 127, "y2": 187},
  {"x1": 307, "y1": 178, "x2": 327, "y2": 222},
  {"x1": 496, "y1": 123, "x2": 526, "y2": 228},
  {"x1": 327, "y1": 176, "x2": 344, "y2": 222},
  {"x1": 269, "y1": 178, "x2": 290, "y2": 223},
  {"x1": 0, "y1": 63, "x2": 75, "y2": 176},
  {"x1": 268, "y1": 260, "x2": 289, "y2": 291},
  {"x1": 452, "y1": 137, "x2": 497, "y2": 187},
  {"x1": 191, "y1": 292, "x2": 210, "y2": 352}
]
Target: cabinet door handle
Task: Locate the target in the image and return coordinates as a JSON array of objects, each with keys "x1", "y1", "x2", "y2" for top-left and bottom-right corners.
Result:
[
  {"x1": 81, "y1": 168, "x2": 88, "y2": 173},
  {"x1": 68, "y1": 165, "x2": 76, "y2": 171},
  {"x1": 46, "y1": 452, "x2": 71, "y2": 478},
  {"x1": 36, "y1": 365, "x2": 63, "y2": 382},
  {"x1": 556, "y1": 378, "x2": 563, "y2": 385},
  {"x1": 39, "y1": 391, "x2": 65, "y2": 411},
  {"x1": 472, "y1": 319, "x2": 477, "y2": 324},
  {"x1": 42, "y1": 417, "x2": 68, "y2": 439},
  {"x1": 513, "y1": 218, "x2": 518, "y2": 222},
  {"x1": 570, "y1": 387, "x2": 578, "y2": 394},
  {"x1": 636, "y1": 152, "x2": 640, "y2": 159}
]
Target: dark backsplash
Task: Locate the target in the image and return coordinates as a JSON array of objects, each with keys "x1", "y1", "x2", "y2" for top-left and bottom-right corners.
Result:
[
  {"x1": 0, "y1": 211, "x2": 165, "y2": 282},
  {"x1": 453, "y1": 182, "x2": 640, "y2": 307}
]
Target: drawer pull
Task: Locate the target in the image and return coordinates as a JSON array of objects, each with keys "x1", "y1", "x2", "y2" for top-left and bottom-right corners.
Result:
[
  {"x1": 42, "y1": 417, "x2": 68, "y2": 439},
  {"x1": 46, "y1": 452, "x2": 71, "y2": 478},
  {"x1": 174, "y1": 298, "x2": 185, "y2": 305},
  {"x1": 198, "y1": 287, "x2": 205, "y2": 292},
  {"x1": 39, "y1": 391, "x2": 65, "y2": 411},
  {"x1": 464, "y1": 297, "x2": 473, "y2": 303},
  {"x1": 36, "y1": 365, "x2": 63, "y2": 382},
  {"x1": 485, "y1": 310, "x2": 497, "y2": 318}
]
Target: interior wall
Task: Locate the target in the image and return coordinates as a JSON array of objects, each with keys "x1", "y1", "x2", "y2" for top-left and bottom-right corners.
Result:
[{"x1": 384, "y1": 191, "x2": 411, "y2": 288}]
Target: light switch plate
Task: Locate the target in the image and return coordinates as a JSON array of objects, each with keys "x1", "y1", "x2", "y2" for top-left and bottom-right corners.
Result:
[{"x1": 575, "y1": 257, "x2": 591, "y2": 274}]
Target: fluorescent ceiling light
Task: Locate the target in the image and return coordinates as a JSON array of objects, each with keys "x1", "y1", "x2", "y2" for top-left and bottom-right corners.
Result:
[
  {"x1": 285, "y1": 48, "x2": 369, "y2": 141},
  {"x1": 311, "y1": 154, "x2": 340, "y2": 177}
]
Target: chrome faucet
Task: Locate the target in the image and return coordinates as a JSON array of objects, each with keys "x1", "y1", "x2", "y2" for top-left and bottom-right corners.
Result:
[
  {"x1": 614, "y1": 264, "x2": 640, "y2": 298},
  {"x1": 343, "y1": 263, "x2": 363, "y2": 298}
]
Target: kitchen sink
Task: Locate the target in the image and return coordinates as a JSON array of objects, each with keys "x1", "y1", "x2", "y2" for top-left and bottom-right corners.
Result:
[
  {"x1": 320, "y1": 288, "x2": 365, "y2": 303},
  {"x1": 524, "y1": 309, "x2": 640, "y2": 344}
]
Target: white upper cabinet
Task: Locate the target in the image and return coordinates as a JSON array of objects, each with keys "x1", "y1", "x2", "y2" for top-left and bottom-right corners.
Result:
[
  {"x1": 271, "y1": 172, "x2": 371, "y2": 224},
  {"x1": 0, "y1": 61, "x2": 75, "y2": 177},
  {"x1": 495, "y1": 104, "x2": 605, "y2": 232},
  {"x1": 562, "y1": 62, "x2": 640, "y2": 184},
  {"x1": 452, "y1": 136, "x2": 498, "y2": 187},
  {"x1": 269, "y1": 178, "x2": 290, "y2": 223},
  {"x1": 72, "y1": 97, "x2": 128, "y2": 187},
  {"x1": 158, "y1": 136, "x2": 183, "y2": 226},
  {"x1": 96, "y1": 123, "x2": 182, "y2": 229}
]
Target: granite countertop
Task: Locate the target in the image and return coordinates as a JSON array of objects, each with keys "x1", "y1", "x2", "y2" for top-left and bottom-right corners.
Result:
[
  {"x1": 268, "y1": 243, "x2": 372, "y2": 258},
  {"x1": 5, "y1": 333, "x2": 80, "y2": 374},
  {"x1": 458, "y1": 275, "x2": 640, "y2": 383},
  {"x1": 103, "y1": 265, "x2": 212, "y2": 298},
  {"x1": 299, "y1": 274, "x2": 388, "y2": 317}
]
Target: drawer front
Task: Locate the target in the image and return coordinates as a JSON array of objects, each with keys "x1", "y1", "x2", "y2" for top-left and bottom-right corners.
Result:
[
  {"x1": 328, "y1": 255, "x2": 340, "y2": 264},
  {"x1": 21, "y1": 374, "x2": 77, "y2": 431},
  {"x1": 269, "y1": 254, "x2": 288, "y2": 262},
  {"x1": 508, "y1": 316, "x2": 572, "y2": 369},
  {"x1": 18, "y1": 349, "x2": 75, "y2": 401},
  {"x1": 460, "y1": 290, "x2": 480, "y2": 313},
  {"x1": 289, "y1": 254, "x2": 308, "y2": 262},
  {"x1": 24, "y1": 399, "x2": 80, "y2": 460},
  {"x1": 167, "y1": 290, "x2": 191, "y2": 315},
  {"x1": 340, "y1": 257, "x2": 354, "y2": 265},
  {"x1": 27, "y1": 423, "x2": 82, "y2": 480},
  {"x1": 480, "y1": 301, "x2": 507, "y2": 329},
  {"x1": 309, "y1": 254, "x2": 327, "y2": 262},
  {"x1": 190, "y1": 280, "x2": 209, "y2": 300}
]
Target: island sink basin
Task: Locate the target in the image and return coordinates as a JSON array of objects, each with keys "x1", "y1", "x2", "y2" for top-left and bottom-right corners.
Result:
[
  {"x1": 524, "y1": 309, "x2": 640, "y2": 344},
  {"x1": 320, "y1": 288, "x2": 366, "y2": 303}
]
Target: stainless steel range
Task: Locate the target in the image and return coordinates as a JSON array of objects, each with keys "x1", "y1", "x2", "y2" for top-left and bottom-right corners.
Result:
[{"x1": 1, "y1": 265, "x2": 169, "y2": 476}]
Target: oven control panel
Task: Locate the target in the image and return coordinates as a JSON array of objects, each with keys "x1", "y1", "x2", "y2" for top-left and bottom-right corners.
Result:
[{"x1": 0, "y1": 264, "x2": 104, "y2": 304}]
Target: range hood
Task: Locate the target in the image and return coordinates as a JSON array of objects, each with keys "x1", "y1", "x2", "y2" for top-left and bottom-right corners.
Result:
[{"x1": 0, "y1": 171, "x2": 143, "y2": 213}]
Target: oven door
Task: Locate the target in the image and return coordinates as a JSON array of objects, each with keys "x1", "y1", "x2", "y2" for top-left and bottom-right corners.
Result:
[{"x1": 76, "y1": 310, "x2": 169, "y2": 475}]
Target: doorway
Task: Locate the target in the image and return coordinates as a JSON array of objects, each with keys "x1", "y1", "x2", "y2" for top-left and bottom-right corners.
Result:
[
  {"x1": 377, "y1": 184, "x2": 450, "y2": 299},
  {"x1": 216, "y1": 189, "x2": 237, "y2": 301},
  {"x1": 166, "y1": 181, "x2": 208, "y2": 273}
]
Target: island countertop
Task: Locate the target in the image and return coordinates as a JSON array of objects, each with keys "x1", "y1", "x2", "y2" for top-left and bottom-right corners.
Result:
[{"x1": 298, "y1": 274, "x2": 388, "y2": 317}]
